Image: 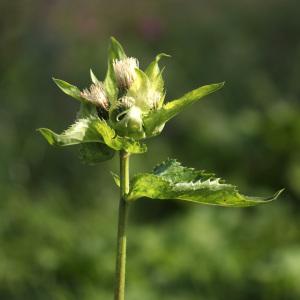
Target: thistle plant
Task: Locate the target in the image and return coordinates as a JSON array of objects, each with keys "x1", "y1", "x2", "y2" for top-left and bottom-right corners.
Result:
[{"x1": 38, "y1": 37, "x2": 283, "y2": 300}]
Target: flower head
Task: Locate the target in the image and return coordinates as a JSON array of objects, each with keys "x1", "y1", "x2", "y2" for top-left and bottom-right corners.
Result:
[
  {"x1": 146, "y1": 89, "x2": 162, "y2": 110},
  {"x1": 81, "y1": 82, "x2": 109, "y2": 110},
  {"x1": 113, "y1": 57, "x2": 139, "y2": 90}
]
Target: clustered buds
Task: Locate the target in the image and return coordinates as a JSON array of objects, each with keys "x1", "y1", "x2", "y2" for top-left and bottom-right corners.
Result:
[
  {"x1": 77, "y1": 49, "x2": 165, "y2": 139},
  {"x1": 113, "y1": 57, "x2": 139, "y2": 90}
]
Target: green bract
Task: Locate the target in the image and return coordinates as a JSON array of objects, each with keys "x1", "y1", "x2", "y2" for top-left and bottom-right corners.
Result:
[{"x1": 37, "y1": 37, "x2": 224, "y2": 163}]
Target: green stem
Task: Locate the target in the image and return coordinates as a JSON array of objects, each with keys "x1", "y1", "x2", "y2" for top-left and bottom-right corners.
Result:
[{"x1": 114, "y1": 150, "x2": 130, "y2": 300}]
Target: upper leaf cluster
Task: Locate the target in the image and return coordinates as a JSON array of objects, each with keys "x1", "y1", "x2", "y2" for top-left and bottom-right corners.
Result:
[{"x1": 38, "y1": 37, "x2": 224, "y2": 163}]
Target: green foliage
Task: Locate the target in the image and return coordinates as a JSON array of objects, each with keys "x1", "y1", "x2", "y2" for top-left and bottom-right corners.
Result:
[
  {"x1": 1, "y1": 0, "x2": 299, "y2": 299},
  {"x1": 38, "y1": 117, "x2": 103, "y2": 146},
  {"x1": 144, "y1": 82, "x2": 225, "y2": 137},
  {"x1": 128, "y1": 159, "x2": 283, "y2": 206},
  {"x1": 53, "y1": 78, "x2": 84, "y2": 102},
  {"x1": 39, "y1": 38, "x2": 223, "y2": 159},
  {"x1": 38, "y1": 116, "x2": 146, "y2": 154}
]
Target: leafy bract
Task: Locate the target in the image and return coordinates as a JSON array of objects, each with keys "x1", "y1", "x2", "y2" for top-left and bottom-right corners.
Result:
[
  {"x1": 90, "y1": 69, "x2": 99, "y2": 84},
  {"x1": 37, "y1": 116, "x2": 147, "y2": 154},
  {"x1": 127, "y1": 159, "x2": 284, "y2": 207},
  {"x1": 78, "y1": 143, "x2": 115, "y2": 165},
  {"x1": 104, "y1": 37, "x2": 126, "y2": 103},
  {"x1": 53, "y1": 78, "x2": 83, "y2": 102},
  {"x1": 144, "y1": 82, "x2": 225, "y2": 137},
  {"x1": 38, "y1": 117, "x2": 103, "y2": 146},
  {"x1": 145, "y1": 53, "x2": 170, "y2": 95},
  {"x1": 127, "y1": 69, "x2": 153, "y2": 112}
]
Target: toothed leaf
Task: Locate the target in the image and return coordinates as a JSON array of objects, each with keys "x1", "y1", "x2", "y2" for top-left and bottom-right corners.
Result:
[
  {"x1": 37, "y1": 117, "x2": 102, "y2": 146},
  {"x1": 38, "y1": 116, "x2": 146, "y2": 154},
  {"x1": 127, "y1": 159, "x2": 284, "y2": 207},
  {"x1": 144, "y1": 82, "x2": 225, "y2": 137}
]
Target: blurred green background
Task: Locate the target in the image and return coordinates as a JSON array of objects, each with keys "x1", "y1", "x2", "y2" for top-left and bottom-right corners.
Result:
[{"x1": 1, "y1": 0, "x2": 300, "y2": 299}]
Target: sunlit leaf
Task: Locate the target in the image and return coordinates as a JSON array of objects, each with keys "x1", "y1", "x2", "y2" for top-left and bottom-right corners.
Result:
[
  {"x1": 127, "y1": 69, "x2": 152, "y2": 112},
  {"x1": 37, "y1": 117, "x2": 102, "y2": 146},
  {"x1": 52, "y1": 78, "x2": 83, "y2": 101},
  {"x1": 145, "y1": 53, "x2": 170, "y2": 95},
  {"x1": 38, "y1": 116, "x2": 147, "y2": 154},
  {"x1": 127, "y1": 159, "x2": 284, "y2": 207},
  {"x1": 143, "y1": 82, "x2": 225, "y2": 136}
]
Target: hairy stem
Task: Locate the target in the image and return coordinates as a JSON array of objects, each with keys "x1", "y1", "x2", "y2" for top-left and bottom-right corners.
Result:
[{"x1": 114, "y1": 150, "x2": 130, "y2": 300}]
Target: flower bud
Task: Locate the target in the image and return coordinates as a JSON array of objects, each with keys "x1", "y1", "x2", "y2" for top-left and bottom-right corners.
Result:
[
  {"x1": 113, "y1": 57, "x2": 139, "y2": 90},
  {"x1": 109, "y1": 97, "x2": 145, "y2": 139},
  {"x1": 81, "y1": 82, "x2": 109, "y2": 111}
]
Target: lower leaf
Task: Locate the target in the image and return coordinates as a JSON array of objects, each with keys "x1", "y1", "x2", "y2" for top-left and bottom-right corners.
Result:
[{"x1": 127, "y1": 159, "x2": 284, "y2": 207}]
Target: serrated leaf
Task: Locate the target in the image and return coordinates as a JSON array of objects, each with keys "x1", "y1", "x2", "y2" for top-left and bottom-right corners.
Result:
[
  {"x1": 38, "y1": 116, "x2": 147, "y2": 154},
  {"x1": 53, "y1": 78, "x2": 83, "y2": 101},
  {"x1": 37, "y1": 117, "x2": 102, "y2": 146},
  {"x1": 143, "y1": 82, "x2": 225, "y2": 136},
  {"x1": 127, "y1": 159, "x2": 284, "y2": 207},
  {"x1": 104, "y1": 37, "x2": 127, "y2": 103},
  {"x1": 78, "y1": 143, "x2": 115, "y2": 164}
]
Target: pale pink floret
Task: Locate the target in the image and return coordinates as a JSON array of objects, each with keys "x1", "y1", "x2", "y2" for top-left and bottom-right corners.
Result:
[
  {"x1": 81, "y1": 82, "x2": 109, "y2": 110},
  {"x1": 113, "y1": 57, "x2": 139, "y2": 89}
]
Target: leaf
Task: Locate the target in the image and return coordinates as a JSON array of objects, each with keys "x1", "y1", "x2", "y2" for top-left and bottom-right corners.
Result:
[
  {"x1": 90, "y1": 69, "x2": 99, "y2": 84},
  {"x1": 38, "y1": 116, "x2": 147, "y2": 154},
  {"x1": 145, "y1": 53, "x2": 170, "y2": 81},
  {"x1": 145, "y1": 53, "x2": 170, "y2": 95},
  {"x1": 127, "y1": 159, "x2": 284, "y2": 207},
  {"x1": 143, "y1": 82, "x2": 225, "y2": 136},
  {"x1": 78, "y1": 143, "x2": 115, "y2": 164},
  {"x1": 53, "y1": 78, "x2": 83, "y2": 101},
  {"x1": 37, "y1": 117, "x2": 102, "y2": 146},
  {"x1": 104, "y1": 37, "x2": 127, "y2": 103}
]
